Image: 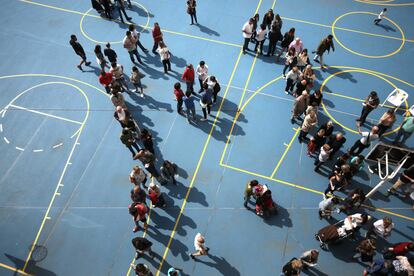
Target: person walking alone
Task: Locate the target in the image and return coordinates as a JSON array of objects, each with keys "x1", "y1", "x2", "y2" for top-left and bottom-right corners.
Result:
[
  {"x1": 187, "y1": 0, "x2": 197, "y2": 25},
  {"x1": 69, "y1": 35, "x2": 91, "y2": 71},
  {"x1": 313, "y1": 34, "x2": 335, "y2": 69},
  {"x1": 374, "y1": 8, "x2": 387, "y2": 25}
]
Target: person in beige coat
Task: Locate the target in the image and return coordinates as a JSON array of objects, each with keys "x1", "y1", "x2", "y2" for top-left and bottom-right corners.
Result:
[
  {"x1": 298, "y1": 110, "x2": 317, "y2": 143},
  {"x1": 291, "y1": 91, "x2": 309, "y2": 124}
]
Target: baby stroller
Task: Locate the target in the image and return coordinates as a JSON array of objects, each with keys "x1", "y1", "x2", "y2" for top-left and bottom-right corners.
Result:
[
  {"x1": 315, "y1": 220, "x2": 356, "y2": 250},
  {"x1": 255, "y1": 188, "x2": 278, "y2": 218}
]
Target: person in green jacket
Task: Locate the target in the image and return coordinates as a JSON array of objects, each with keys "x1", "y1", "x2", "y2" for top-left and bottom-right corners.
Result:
[
  {"x1": 244, "y1": 180, "x2": 259, "y2": 208},
  {"x1": 394, "y1": 115, "x2": 414, "y2": 146}
]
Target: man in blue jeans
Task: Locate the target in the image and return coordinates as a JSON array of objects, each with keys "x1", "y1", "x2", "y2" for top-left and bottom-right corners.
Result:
[
  {"x1": 114, "y1": 0, "x2": 132, "y2": 23},
  {"x1": 184, "y1": 91, "x2": 196, "y2": 123}
]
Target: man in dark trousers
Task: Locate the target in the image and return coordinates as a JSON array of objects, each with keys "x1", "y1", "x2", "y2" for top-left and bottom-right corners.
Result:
[
  {"x1": 348, "y1": 125, "x2": 379, "y2": 156},
  {"x1": 356, "y1": 91, "x2": 380, "y2": 126},
  {"x1": 132, "y1": 237, "x2": 155, "y2": 259},
  {"x1": 133, "y1": 149, "x2": 161, "y2": 180},
  {"x1": 114, "y1": 0, "x2": 132, "y2": 23},
  {"x1": 313, "y1": 34, "x2": 335, "y2": 69},
  {"x1": 266, "y1": 25, "x2": 280, "y2": 56},
  {"x1": 104, "y1": 42, "x2": 118, "y2": 64},
  {"x1": 69, "y1": 35, "x2": 91, "y2": 71}
]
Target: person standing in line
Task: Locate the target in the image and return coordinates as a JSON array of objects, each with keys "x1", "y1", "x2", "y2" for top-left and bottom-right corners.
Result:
[
  {"x1": 386, "y1": 165, "x2": 414, "y2": 197},
  {"x1": 111, "y1": 90, "x2": 127, "y2": 109},
  {"x1": 266, "y1": 25, "x2": 280, "y2": 56},
  {"x1": 129, "y1": 24, "x2": 149, "y2": 54},
  {"x1": 182, "y1": 64, "x2": 195, "y2": 94},
  {"x1": 114, "y1": 0, "x2": 132, "y2": 23},
  {"x1": 365, "y1": 217, "x2": 394, "y2": 239},
  {"x1": 130, "y1": 165, "x2": 148, "y2": 189},
  {"x1": 110, "y1": 62, "x2": 131, "y2": 93},
  {"x1": 298, "y1": 110, "x2": 318, "y2": 143},
  {"x1": 327, "y1": 132, "x2": 346, "y2": 159},
  {"x1": 114, "y1": 105, "x2": 133, "y2": 128},
  {"x1": 324, "y1": 173, "x2": 345, "y2": 197},
  {"x1": 377, "y1": 109, "x2": 396, "y2": 137},
  {"x1": 132, "y1": 237, "x2": 155, "y2": 259},
  {"x1": 250, "y1": 14, "x2": 260, "y2": 43},
  {"x1": 139, "y1": 128, "x2": 155, "y2": 154},
  {"x1": 130, "y1": 66, "x2": 144, "y2": 97},
  {"x1": 187, "y1": 0, "x2": 197, "y2": 25},
  {"x1": 313, "y1": 34, "x2": 335, "y2": 69},
  {"x1": 98, "y1": 70, "x2": 113, "y2": 94},
  {"x1": 152, "y1": 22, "x2": 163, "y2": 54},
  {"x1": 196, "y1": 61, "x2": 209, "y2": 92},
  {"x1": 318, "y1": 196, "x2": 340, "y2": 219},
  {"x1": 348, "y1": 125, "x2": 379, "y2": 156},
  {"x1": 289, "y1": 37, "x2": 304, "y2": 55},
  {"x1": 314, "y1": 144, "x2": 332, "y2": 171},
  {"x1": 148, "y1": 182, "x2": 166, "y2": 208},
  {"x1": 157, "y1": 41, "x2": 171, "y2": 73},
  {"x1": 300, "y1": 249, "x2": 319, "y2": 269},
  {"x1": 394, "y1": 115, "x2": 414, "y2": 145},
  {"x1": 291, "y1": 91, "x2": 309, "y2": 124},
  {"x1": 199, "y1": 83, "x2": 213, "y2": 121},
  {"x1": 94, "y1": 44, "x2": 108, "y2": 70},
  {"x1": 277, "y1": 27, "x2": 295, "y2": 60},
  {"x1": 184, "y1": 91, "x2": 196, "y2": 123},
  {"x1": 160, "y1": 160, "x2": 178, "y2": 185},
  {"x1": 120, "y1": 128, "x2": 141, "y2": 157},
  {"x1": 353, "y1": 238, "x2": 377, "y2": 263},
  {"x1": 130, "y1": 263, "x2": 153, "y2": 276},
  {"x1": 285, "y1": 66, "x2": 300, "y2": 94},
  {"x1": 167, "y1": 267, "x2": 182, "y2": 276},
  {"x1": 129, "y1": 202, "x2": 148, "y2": 232},
  {"x1": 133, "y1": 149, "x2": 161, "y2": 179},
  {"x1": 244, "y1": 180, "x2": 259, "y2": 208},
  {"x1": 254, "y1": 24, "x2": 267, "y2": 55},
  {"x1": 130, "y1": 185, "x2": 147, "y2": 204},
  {"x1": 123, "y1": 31, "x2": 143, "y2": 64},
  {"x1": 282, "y1": 258, "x2": 303, "y2": 276},
  {"x1": 190, "y1": 233, "x2": 209, "y2": 259},
  {"x1": 174, "y1": 82, "x2": 185, "y2": 114},
  {"x1": 242, "y1": 18, "x2": 254, "y2": 54},
  {"x1": 356, "y1": 91, "x2": 380, "y2": 126},
  {"x1": 262, "y1": 9, "x2": 274, "y2": 30},
  {"x1": 104, "y1": 42, "x2": 118, "y2": 64},
  {"x1": 374, "y1": 8, "x2": 387, "y2": 25},
  {"x1": 69, "y1": 35, "x2": 91, "y2": 71}
]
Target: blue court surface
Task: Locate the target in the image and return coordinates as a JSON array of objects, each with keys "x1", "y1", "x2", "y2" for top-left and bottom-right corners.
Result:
[{"x1": 1, "y1": 0, "x2": 414, "y2": 275}]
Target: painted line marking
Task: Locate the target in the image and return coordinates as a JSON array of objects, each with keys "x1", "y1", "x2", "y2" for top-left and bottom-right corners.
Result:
[
  {"x1": 33, "y1": 149, "x2": 44, "y2": 153},
  {"x1": 270, "y1": 128, "x2": 300, "y2": 178},
  {"x1": 8, "y1": 104, "x2": 83, "y2": 125},
  {"x1": 68, "y1": 162, "x2": 72, "y2": 165},
  {"x1": 4, "y1": 137, "x2": 10, "y2": 144},
  {"x1": 0, "y1": 262, "x2": 33, "y2": 276},
  {"x1": 52, "y1": 142, "x2": 63, "y2": 149},
  {"x1": 55, "y1": 193, "x2": 61, "y2": 196},
  {"x1": 58, "y1": 184, "x2": 64, "y2": 187},
  {"x1": 0, "y1": 124, "x2": 2, "y2": 132},
  {"x1": 15, "y1": 147, "x2": 24, "y2": 151},
  {"x1": 283, "y1": 143, "x2": 288, "y2": 147}
]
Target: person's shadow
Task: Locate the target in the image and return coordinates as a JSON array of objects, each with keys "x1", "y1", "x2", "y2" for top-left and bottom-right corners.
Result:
[
  {"x1": 4, "y1": 253, "x2": 57, "y2": 276},
  {"x1": 193, "y1": 23, "x2": 220, "y2": 37},
  {"x1": 194, "y1": 254, "x2": 241, "y2": 276},
  {"x1": 376, "y1": 23, "x2": 396, "y2": 32}
]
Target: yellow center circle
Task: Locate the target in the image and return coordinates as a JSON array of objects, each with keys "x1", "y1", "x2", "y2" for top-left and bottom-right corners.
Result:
[
  {"x1": 331, "y1": 11, "x2": 406, "y2": 58},
  {"x1": 320, "y1": 69, "x2": 408, "y2": 135},
  {"x1": 354, "y1": 0, "x2": 414, "y2": 6},
  {"x1": 80, "y1": 1, "x2": 150, "y2": 44}
]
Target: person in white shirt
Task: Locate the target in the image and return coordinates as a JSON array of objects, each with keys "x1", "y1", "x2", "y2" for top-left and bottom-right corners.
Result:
[
  {"x1": 366, "y1": 217, "x2": 394, "y2": 239},
  {"x1": 374, "y1": 8, "x2": 387, "y2": 25},
  {"x1": 196, "y1": 61, "x2": 208, "y2": 92},
  {"x1": 110, "y1": 62, "x2": 131, "y2": 93},
  {"x1": 242, "y1": 18, "x2": 254, "y2": 54},
  {"x1": 314, "y1": 144, "x2": 332, "y2": 171},
  {"x1": 129, "y1": 166, "x2": 148, "y2": 188},
  {"x1": 318, "y1": 196, "x2": 340, "y2": 219},
  {"x1": 156, "y1": 41, "x2": 171, "y2": 74},
  {"x1": 349, "y1": 125, "x2": 379, "y2": 156},
  {"x1": 254, "y1": 24, "x2": 267, "y2": 55},
  {"x1": 190, "y1": 233, "x2": 209, "y2": 259},
  {"x1": 123, "y1": 31, "x2": 142, "y2": 64}
]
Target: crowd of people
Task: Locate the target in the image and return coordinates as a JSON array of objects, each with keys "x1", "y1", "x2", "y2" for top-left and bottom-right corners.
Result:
[{"x1": 68, "y1": 1, "x2": 414, "y2": 275}]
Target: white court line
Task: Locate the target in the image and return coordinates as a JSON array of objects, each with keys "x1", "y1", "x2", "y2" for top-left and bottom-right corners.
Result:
[
  {"x1": 3, "y1": 137, "x2": 10, "y2": 144},
  {"x1": 33, "y1": 149, "x2": 44, "y2": 153},
  {"x1": 0, "y1": 124, "x2": 2, "y2": 132},
  {"x1": 8, "y1": 104, "x2": 83, "y2": 125},
  {"x1": 15, "y1": 147, "x2": 24, "y2": 151},
  {"x1": 52, "y1": 142, "x2": 63, "y2": 149}
]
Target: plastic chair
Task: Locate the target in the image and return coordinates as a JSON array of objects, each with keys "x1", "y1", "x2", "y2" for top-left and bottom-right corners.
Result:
[{"x1": 381, "y1": 88, "x2": 408, "y2": 110}]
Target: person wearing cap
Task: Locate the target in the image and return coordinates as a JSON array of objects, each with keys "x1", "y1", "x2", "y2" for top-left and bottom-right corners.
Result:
[{"x1": 190, "y1": 233, "x2": 209, "y2": 259}]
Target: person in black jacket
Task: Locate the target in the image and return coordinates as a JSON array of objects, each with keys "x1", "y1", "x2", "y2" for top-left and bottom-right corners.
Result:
[
  {"x1": 328, "y1": 132, "x2": 346, "y2": 159},
  {"x1": 132, "y1": 237, "x2": 155, "y2": 259},
  {"x1": 313, "y1": 34, "x2": 335, "y2": 69},
  {"x1": 282, "y1": 258, "x2": 303, "y2": 276},
  {"x1": 104, "y1": 43, "x2": 118, "y2": 63},
  {"x1": 266, "y1": 25, "x2": 280, "y2": 56},
  {"x1": 262, "y1": 9, "x2": 274, "y2": 30},
  {"x1": 69, "y1": 35, "x2": 91, "y2": 71}
]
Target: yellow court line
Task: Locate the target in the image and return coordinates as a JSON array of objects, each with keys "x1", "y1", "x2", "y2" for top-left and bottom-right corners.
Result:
[
  {"x1": 237, "y1": 53, "x2": 259, "y2": 110},
  {"x1": 270, "y1": 128, "x2": 300, "y2": 178},
  {"x1": 8, "y1": 104, "x2": 83, "y2": 125},
  {"x1": 272, "y1": 0, "x2": 277, "y2": 9},
  {"x1": 155, "y1": 50, "x2": 245, "y2": 276},
  {"x1": 328, "y1": 92, "x2": 406, "y2": 111},
  {"x1": 18, "y1": 0, "x2": 242, "y2": 48},
  {"x1": 221, "y1": 163, "x2": 414, "y2": 221},
  {"x1": 0, "y1": 262, "x2": 33, "y2": 276},
  {"x1": 126, "y1": 205, "x2": 153, "y2": 276}
]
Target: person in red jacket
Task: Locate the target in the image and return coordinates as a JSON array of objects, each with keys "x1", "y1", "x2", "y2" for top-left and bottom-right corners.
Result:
[
  {"x1": 384, "y1": 242, "x2": 414, "y2": 259},
  {"x1": 174, "y1": 82, "x2": 185, "y2": 115},
  {"x1": 152, "y1": 22, "x2": 163, "y2": 54},
  {"x1": 182, "y1": 64, "x2": 195, "y2": 94},
  {"x1": 98, "y1": 70, "x2": 113, "y2": 94}
]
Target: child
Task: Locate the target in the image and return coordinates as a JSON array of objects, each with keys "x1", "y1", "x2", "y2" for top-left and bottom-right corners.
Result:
[
  {"x1": 374, "y1": 8, "x2": 387, "y2": 25},
  {"x1": 314, "y1": 144, "x2": 332, "y2": 171},
  {"x1": 130, "y1": 66, "x2": 144, "y2": 97}
]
